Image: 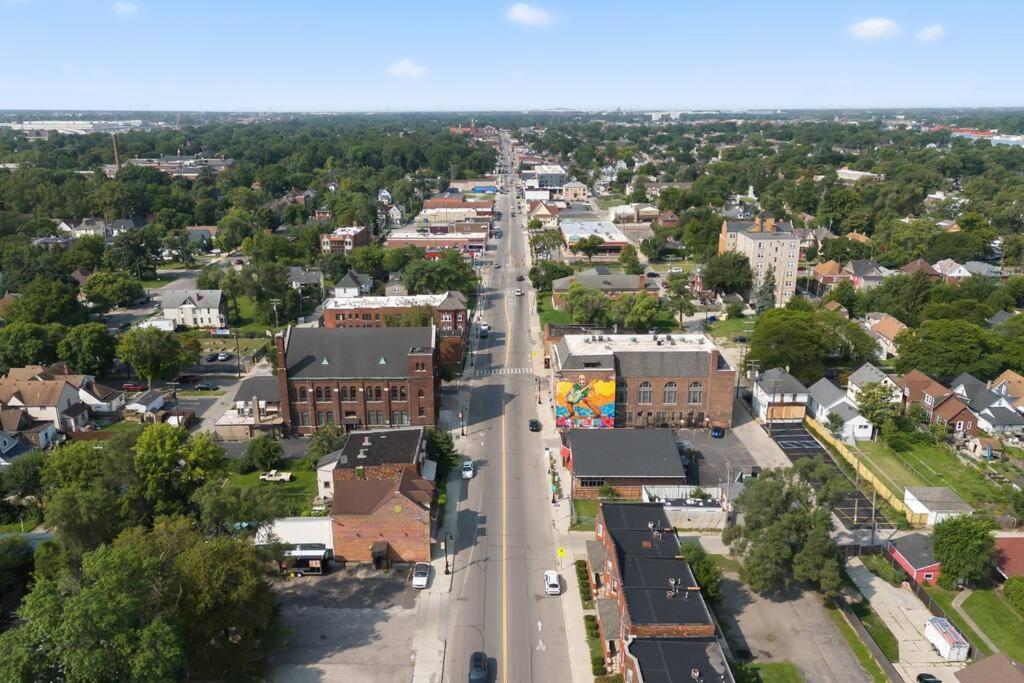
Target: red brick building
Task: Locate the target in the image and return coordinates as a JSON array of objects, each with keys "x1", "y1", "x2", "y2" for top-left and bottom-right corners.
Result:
[
  {"x1": 563, "y1": 429, "x2": 687, "y2": 499},
  {"x1": 316, "y1": 426, "x2": 425, "y2": 499},
  {"x1": 322, "y1": 291, "x2": 469, "y2": 368},
  {"x1": 274, "y1": 326, "x2": 439, "y2": 436},
  {"x1": 320, "y1": 225, "x2": 370, "y2": 254}
]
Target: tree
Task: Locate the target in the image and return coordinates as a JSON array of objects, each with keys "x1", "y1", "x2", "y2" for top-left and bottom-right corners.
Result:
[
  {"x1": 82, "y1": 270, "x2": 145, "y2": 311},
  {"x1": 57, "y1": 323, "x2": 117, "y2": 375},
  {"x1": 528, "y1": 260, "x2": 574, "y2": 291},
  {"x1": 613, "y1": 294, "x2": 660, "y2": 331},
  {"x1": 403, "y1": 250, "x2": 478, "y2": 296},
  {"x1": 701, "y1": 253, "x2": 753, "y2": 294},
  {"x1": 563, "y1": 283, "x2": 610, "y2": 325},
  {"x1": 570, "y1": 235, "x2": 605, "y2": 262},
  {"x1": 678, "y1": 542, "x2": 723, "y2": 604},
  {"x1": 308, "y1": 424, "x2": 349, "y2": 465},
  {"x1": 0, "y1": 321, "x2": 64, "y2": 373},
  {"x1": 932, "y1": 515, "x2": 995, "y2": 587},
  {"x1": 894, "y1": 319, "x2": 1004, "y2": 381},
  {"x1": 61, "y1": 235, "x2": 107, "y2": 271},
  {"x1": 639, "y1": 237, "x2": 662, "y2": 260},
  {"x1": 4, "y1": 277, "x2": 85, "y2": 326},
  {"x1": 192, "y1": 480, "x2": 284, "y2": 536},
  {"x1": 347, "y1": 244, "x2": 386, "y2": 277},
  {"x1": 665, "y1": 274, "x2": 697, "y2": 325},
  {"x1": 239, "y1": 436, "x2": 283, "y2": 474},
  {"x1": 754, "y1": 265, "x2": 776, "y2": 313},
  {"x1": 856, "y1": 381, "x2": 899, "y2": 437},
  {"x1": 618, "y1": 244, "x2": 644, "y2": 275},
  {"x1": 1, "y1": 450, "x2": 45, "y2": 500},
  {"x1": 318, "y1": 251, "x2": 349, "y2": 283},
  {"x1": 746, "y1": 309, "x2": 829, "y2": 385},
  {"x1": 826, "y1": 411, "x2": 845, "y2": 437},
  {"x1": 0, "y1": 536, "x2": 32, "y2": 595},
  {"x1": 527, "y1": 218, "x2": 543, "y2": 231},
  {"x1": 116, "y1": 327, "x2": 198, "y2": 387},
  {"x1": 530, "y1": 229, "x2": 564, "y2": 254},
  {"x1": 128, "y1": 425, "x2": 225, "y2": 520},
  {"x1": 824, "y1": 280, "x2": 859, "y2": 315},
  {"x1": 106, "y1": 226, "x2": 161, "y2": 278},
  {"x1": 384, "y1": 306, "x2": 434, "y2": 327}
]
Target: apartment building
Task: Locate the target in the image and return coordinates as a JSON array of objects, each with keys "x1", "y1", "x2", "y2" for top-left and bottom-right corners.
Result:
[
  {"x1": 320, "y1": 225, "x2": 370, "y2": 254},
  {"x1": 718, "y1": 213, "x2": 799, "y2": 306}
]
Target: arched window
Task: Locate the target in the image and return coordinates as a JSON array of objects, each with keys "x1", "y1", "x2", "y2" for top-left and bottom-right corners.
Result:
[
  {"x1": 323, "y1": 387, "x2": 332, "y2": 401},
  {"x1": 418, "y1": 388, "x2": 425, "y2": 399},
  {"x1": 315, "y1": 387, "x2": 323, "y2": 402},
  {"x1": 374, "y1": 386, "x2": 382, "y2": 401},
  {"x1": 298, "y1": 387, "x2": 307, "y2": 402},
  {"x1": 340, "y1": 386, "x2": 349, "y2": 401},
  {"x1": 638, "y1": 381, "x2": 652, "y2": 404},
  {"x1": 663, "y1": 382, "x2": 677, "y2": 404},
  {"x1": 399, "y1": 386, "x2": 407, "y2": 400},
  {"x1": 688, "y1": 382, "x2": 703, "y2": 404},
  {"x1": 390, "y1": 386, "x2": 398, "y2": 400}
]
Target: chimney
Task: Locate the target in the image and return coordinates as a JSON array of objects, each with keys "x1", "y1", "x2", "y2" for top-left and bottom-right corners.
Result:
[
  {"x1": 763, "y1": 215, "x2": 776, "y2": 232},
  {"x1": 274, "y1": 331, "x2": 291, "y2": 432},
  {"x1": 252, "y1": 394, "x2": 261, "y2": 424}
]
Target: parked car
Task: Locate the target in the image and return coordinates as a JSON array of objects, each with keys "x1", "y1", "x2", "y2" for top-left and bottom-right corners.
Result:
[
  {"x1": 176, "y1": 373, "x2": 200, "y2": 384},
  {"x1": 461, "y1": 460, "x2": 475, "y2": 479},
  {"x1": 468, "y1": 652, "x2": 489, "y2": 682},
  {"x1": 516, "y1": 274, "x2": 525, "y2": 281},
  {"x1": 117, "y1": 321, "x2": 131, "y2": 329},
  {"x1": 216, "y1": 351, "x2": 232, "y2": 361},
  {"x1": 205, "y1": 353, "x2": 218, "y2": 362},
  {"x1": 234, "y1": 258, "x2": 244, "y2": 265},
  {"x1": 122, "y1": 382, "x2": 147, "y2": 392},
  {"x1": 514, "y1": 289, "x2": 523, "y2": 297},
  {"x1": 645, "y1": 271, "x2": 660, "y2": 278},
  {"x1": 732, "y1": 335, "x2": 748, "y2": 343},
  {"x1": 710, "y1": 426, "x2": 726, "y2": 439},
  {"x1": 915, "y1": 676, "x2": 941, "y2": 683},
  {"x1": 412, "y1": 562, "x2": 430, "y2": 589},
  {"x1": 194, "y1": 382, "x2": 218, "y2": 391},
  {"x1": 259, "y1": 470, "x2": 293, "y2": 482},
  {"x1": 706, "y1": 315, "x2": 717, "y2": 323},
  {"x1": 528, "y1": 419, "x2": 541, "y2": 432},
  {"x1": 544, "y1": 570, "x2": 561, "y2": 596}
]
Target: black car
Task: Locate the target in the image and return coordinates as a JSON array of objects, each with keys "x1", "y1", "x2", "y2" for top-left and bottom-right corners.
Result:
[
  {"x1": 205, "y1": 353, "x2": 218, "y2": 362},
  {"x1": 732, "y1": 335, "x2": 748, "y2": 343},
  {"x1": 516, "y1": 275, "x2": 525, "y2": 281},
  {"x1": 915, "y1": 675, "x2": 941, "y2": 683},
  {"x1": 528, "y1": 419, "x2": 541, "y2": 432},
  {"x1": 468, "y1": 652, "x2": 488, "y2": 682},
  {"x1": 194, "y1": 382, "x2": 218, "y2": 391}
]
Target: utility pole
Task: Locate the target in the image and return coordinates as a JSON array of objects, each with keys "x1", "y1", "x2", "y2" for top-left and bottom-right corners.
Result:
[{"x1": 270, "y1": 298, "x2": 281, "y2": 328}]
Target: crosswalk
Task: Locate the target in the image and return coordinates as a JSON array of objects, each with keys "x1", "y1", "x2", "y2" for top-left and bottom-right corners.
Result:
[
  {"x1": 474, "y1": 367, "x2": 533, "y2": 377},
  {"x1": 486, "y1": 289, "x2": 527, "y2": 296}
]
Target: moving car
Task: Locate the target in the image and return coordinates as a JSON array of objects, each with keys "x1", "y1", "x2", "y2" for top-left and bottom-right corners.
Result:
[
  {"x1": 544, "y1": 570, "x2": 561, "y2": 595},
  {"x1": 194, "y1": 382, "x2": 218, "y2": 391},
  {"x1": 513, "y1": 289, "x2": 523, "y2": 297},
  {"x1": 480, "y1": 322, "x2": 491, "y2": 333},
  {"x1": 516, "y1": 274, "x2": 525, "y2": 281},
  {"x1": 468, "y1": 652, "x2": 488, "y2": 682},
  {"x1": 122, "y1": 382, "x2": 147, "y2": 392},
  {"x1": 461, "y1": 460, "x2": 475, "y2": 479},
  {"x1": 259, "y1": 470, "x2": 293, "y2": 482},
  {"x1": 411, "y1": 562, "x2": 430, "y2": 589},
  {"x1": 216, "y1": 351, "x2": 232, "y2": 361},
  {"x1": 528, "y1": 419, "x2": 541, "y2": 432}
]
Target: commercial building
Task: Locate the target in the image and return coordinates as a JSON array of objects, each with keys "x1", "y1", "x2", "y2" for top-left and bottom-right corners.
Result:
[
  {"x1": 559, "y1": 220, "x2": 631, "y2": 259},
  {"x1": 316, "y1": 426, "x2": 425, "y2": 498},
  {"x1": 273, "y1": 325, "x2": 439, "y2": 435},
  {"x1": 562, "y1": 180, "x2": 588, "y2": 202},
  {"x1": 215, "y1": 376, "x2": 285, "y2": 441},
  {"x1": 320, "y1": 226, "x2": 370, "y2": 254},
  {"x1": 718, "y1": 213, "x2": 799, "y2": 306},
  {"x1": 385, "y1": 227, "x2": 487, "y2": 258},
  {"x1": 533, "y1": 164, "x2": 567, "y2": 189},
  {"x1": 549, "y1": 333, "x2": 735, "y2": 429},
  {"x1": 563, "y1": 428, "x2": 688, "y2": 499}
]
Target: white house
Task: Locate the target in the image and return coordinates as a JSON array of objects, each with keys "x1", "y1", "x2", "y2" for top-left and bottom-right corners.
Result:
[
  {"x1": 807, "y1": 378, "x2": 873, "y2": 441},
  {"x1": 125, "y1": 390, "x2": 165, "y2": 416},
  {"x1": 752, "y1": 368, "x2": 809, "y2": 423},
  {"x1": 0, "y1": 380, "x2": 89, "y2": 432},
  {"x1": 949, "y1": 372, "x2": 1024, "y2": 435},
  {"x1": 160, "y1": 289, "x2": 226, "y2": 329},
  {"x1": 332, "y1": 271, "x2": 373, "y2": 298},
  {"x1": 904, "y1": 487, "x2": 972, "y2": 526},
  {"x1": 846, "y1": 363, "x2": 900, "y2": 407}
]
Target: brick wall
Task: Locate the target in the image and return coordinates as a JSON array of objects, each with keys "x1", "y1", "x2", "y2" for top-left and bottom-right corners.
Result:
[
  {"x1": 331, "y1": 492, "x2": 430, "y2": 563},
  {"x1": 571, "y1": 477, "x2": 687, "y2": 500},
  {"x1": 333, "y1": 462, "x2": 417, "y2": 481}
]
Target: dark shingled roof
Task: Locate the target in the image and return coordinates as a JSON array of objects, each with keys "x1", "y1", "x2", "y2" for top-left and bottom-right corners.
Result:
[
  {"x1": 285, "y1": 327, "x2": 434, "y2": 379},
  {"x1": 320, "y1": 427, "x2": 423, "y2": 470},
  {"x1": 232, "y1": 376, "x2": 281, "y2": 403},
  {"x1": 568, "y1": 428, "x2": 686, "y2": 478},
  {"x1": 890, "y1": 533, "x2": 938, "y2": 569},
  {"x1": 628, "y1": 639, "x2": 735, "y2": 683},
  {"x1": 601, "y1": 502, "x2": 672, "y2": 534}
]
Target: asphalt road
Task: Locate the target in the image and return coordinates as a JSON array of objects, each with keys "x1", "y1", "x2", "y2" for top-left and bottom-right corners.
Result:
[{"x1": 444, "y1": 134, "x2": 573, "y2": 681}]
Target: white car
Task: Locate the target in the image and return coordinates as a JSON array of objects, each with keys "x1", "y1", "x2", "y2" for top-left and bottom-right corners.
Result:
[
  {"x1": 259, "y1": 470, "x2": 293, "y2": 482},
  {"x1": 480, "y1": 322, "x2": 491, "y2": 332},
  {"x1": 668, "y1": 266, "x2": 683, "y2": 273},
  {"x1": 544, "y1": 570, "x2": 561, "y2": 596},
  {"x1": 514, "y1": 289, "x2": 523, "y2": 297},
  {"x1": 412, "y1": 562, "x2": 430, "y2": 589},
  {"x1": 461, "y1": 460, "x2": 475, "y2": 479}
]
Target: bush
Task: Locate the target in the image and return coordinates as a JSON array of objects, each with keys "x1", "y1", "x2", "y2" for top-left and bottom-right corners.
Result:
[
  {"x1": 726, "y1": 301, "x2": 745, "y2": 319},
  {"x1": 238, "y1": 435, "x2": 283, "y2": 473},
  {"x1": 1004, "y1": 576, "x2": 1024, "y2": 613}
]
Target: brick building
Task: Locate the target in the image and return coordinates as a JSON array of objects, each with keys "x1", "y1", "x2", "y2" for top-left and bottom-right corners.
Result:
[
  {"x1": 622, "y1": 639, "x2": 734, "y2": 683},
  {"x1": 550, "y1": 333, "x2": 735, "y2": 429},
  {"x1": 274, "y1": 326, "x2": 439, "y2": 436},
  {"x1": 331, "y1": 468, "x2": 433, "y2": 564},
  {"x1": 718, "y1": 213, "x2": 799, "y2": 306},
  {"x1": 563, "y1": 429, "x2": 687, "y2": 499},
  {"x1": 315, "y1": 426, "x2": 425, "y2": 499},
  {"x1": 384, "y1": 228, "x2": 487, "y2": 259},
  {"x1": 320, "y1": 225, "x2": 370, "y2": 254},
  {"x1": 322, "y1": 291, "x2": 468, "y2": 368}
]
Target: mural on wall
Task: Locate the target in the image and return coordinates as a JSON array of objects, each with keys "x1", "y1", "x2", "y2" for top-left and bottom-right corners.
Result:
[{"x1": 555, "y1": 375, "x2": 615, "y2": 429}]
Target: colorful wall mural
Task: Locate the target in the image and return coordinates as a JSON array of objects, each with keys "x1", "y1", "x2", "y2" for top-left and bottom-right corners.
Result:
[{"x1": 554, "y1": 375, "x2": 615, "y2": 429}]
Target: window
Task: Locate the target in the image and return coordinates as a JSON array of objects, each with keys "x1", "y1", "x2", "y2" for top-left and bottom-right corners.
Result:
[
  {"x1": 325, "y1": 411, "x2": 334, "y2": 424},
  {"x1": 317, "y1": 412, "x2": 325, "y2": 425},
  {"x1": 955, "y1": 421, "x2": 964, "y2": 431},
  {"x1": 367, "y1": 411, "x2": 384, "y2": 425},
  {"x1": 399, "y1": 386, "x2": 407, "y2": 400},
  {"x1": 663, "y1": 382, "x2": 677, "y2": 404},
  {"x1": 637, "y1": 381, "x2": 652, "y2": 404},
  {"x1": 315, "y1": 387, "x2": 323, "y2": 402},
  {"x1": 418, "y1": 405, "x2": 425, "y2": 417},
  {"x1": 579, "y1": 477, "x2": 605, "y2": 488},
  {"x1": 298, "y1": 387, "x2": 307, "y2": 402},
  {"x1": 341, "y1": 386, "x2": 349, "y2": 401},
  {"x1": 923, "y1": 573, "x2": 934, "y2": 581},
  {"x1": 688, "y1": 381, "x2": 703, "y2": 404},
  {"x1": 391, "y1": 410, "x2": 409, "y2": 425},
  {"x1": 323, "y1": 481, "x2": 331, "y2": 489},
  {"x1": 300, "y1": 412, "x2": 310, "y2": 426},
  {"x1": 418, "y1": 388, "x2": 425, "y2": 399},
  {"x1": 323, "y1": 387, "x2": 331, "y2": 401},
  {"x1": 391, "y1": 386, "x2": 398, "y2": 400},
  {"x1": 615, "y1": 381, "x2": 628, "y2": 404},
  {"x1": 373, "y1": 386, "x2": 382, "y2": 401}
]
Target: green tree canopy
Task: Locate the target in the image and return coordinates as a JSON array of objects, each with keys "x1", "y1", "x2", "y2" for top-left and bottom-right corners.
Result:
[
  {"x1": 932, "y1": 515, "x2": 995, "y2": 587},
  {"x1": 701, "y1": 252, "x2": 753, "y2": 293},
  {"x1": 57, "y1": 322, "x2": 117, "y2": 376}
]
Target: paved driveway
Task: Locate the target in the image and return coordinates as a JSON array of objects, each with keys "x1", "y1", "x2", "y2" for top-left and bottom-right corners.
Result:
[{"x1": 846, "y1": 558, "x2": 966, "y2": 682}]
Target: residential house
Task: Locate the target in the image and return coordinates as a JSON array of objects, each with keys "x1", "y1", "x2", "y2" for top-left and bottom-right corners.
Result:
[
  {"x1": 807, "y1": 378, "x2": 873, "y2": 440},
  {"x1": 332, "y1": 271, "x2": 374, "y2": 298},
  {"x1": 887, "y1": 533, "x2": 942, "y2": 585},
  {"x1": 751, "y1": 368, "x2": 808, "y2": 423},
  {"x1": 286, "y1": 266, "x2": 324, "y2": 292},
  {"x1": 901, "y1": 258, "x2": 940, "y2": 282},
  {"x1": 904, "y1": 487, "x2": 972, "y2": 525},
  {"x1": 995, "y1": 537, "x2": 1024, "y2": 581},
  {"x1": 314, "y1": 206, "x2": 333, "y2": 222},
  {"x1": 837, "y1": 168, "x2": 884, "y2": 185},
  {"x1": 109, "y1": 217, "x2": 146, "y2": 238},
  {"x1": 846, "y1": 231, "x2": 871, "y2": 244},
  {"x1": 550, "y1": 333, "x2": 736, "y2": 430},
  {"x1": 866, "y1": 313, "x2": 907, "y2": 358},
  {"x1": 527, "y1": 200, "x2": 561, "y2": 228},
  {"x1": 274, "y1": 325, "x2": 439, "y2": 436},
  {"x1": 896, "y1": 369, "x2": 952, "y2": 417},
  {"x1": 964, "y1": 260, "x2": 1001, "y2": 279},
  {"x1": 315, "y1": 426, "x2": 425, "y2": 499},
  {"x1": 124, "y1": 390, "x2": 165, "y2": 419},
  {"x1": 933, "y1": 258, "x2": 972, "y2": 284},
  {"x1": 794, "y1": 226, "x2": 834, "y2": 259},
  {"x1": 718, "y1": 213, "x2": 800, "y2": 306},
  {"x1": 563, "y1": 429, "x2": 688, "y2": 499},
  {"x1": 0, "y1": 409, "x2": 58, "y2": 464},
  {"x1": 948, "y1": 372, "x2": 1024, "y2": 436},
  {"x1": 160, "y1": 289, "x2": 226, "y2": 329},
  {"x1": 842, "y1": 259, "x2": 885, "y2": 291},
  {"x1": 214, "y1": 376, "x2": 285, "y2": 441},
  {"x1": 991, "y1": 370, "x2": 1024, "y2": 411},
  {"x1": 954, "y1": 653, "x2": 1024, "y2": 683},
  {"x1": 822, "y1": 300, "x2": 848, "y2": 317},
  {"x1": 550, "y1": 267, "x2": 660, "y2": 309},
  {"x1": 5, "y1": 363, "x2": 124, "y2": 414},
  {"x1": 931, "y1": 395, "x2": 978, "y2": 437},
  {"x1": 0, "y1": 379, "x2": 89, "y2": 432},
  {"x1": 846, "y1": 363, "x2": 900, "y2": 406},
  {"x1": 65, "y1": 217, "x2": 109, "y2": 240},
  {"x1": 658, "y1": 210, "x2": 679, "y2": 228},
  {"x1": 562, "y1": 180, "x2": 588, "y2": 202},
  {"x1": 330, "y1": 468, "x2": 433, "y2": 564},
  {"x1": 986, "y1": 310, "x2": 1016, "y2": 328},
  {"x1": 812, "y1": 260, "x2": 843, "y2": 293}
]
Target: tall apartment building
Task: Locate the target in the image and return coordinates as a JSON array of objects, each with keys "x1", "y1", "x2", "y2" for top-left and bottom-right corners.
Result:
[{"x1": 718, "y1": 213, "x2": 799, "y2": 306}]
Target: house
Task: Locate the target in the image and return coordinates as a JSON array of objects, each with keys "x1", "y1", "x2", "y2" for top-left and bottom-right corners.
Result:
[
  {"x1": 904, "y1": 487, "x2": 972, "y2": 525},
  {"x1": 5, "y1": 363, "x2": 124, "y2": 414},
  {"x1": 315, "y1": 426, "x2": 425, "y2": 499},
  {"x1": 550, "y1": 333, "x2": 736, "y2": 430},
  {"x1": 550, "y1": 267, "x2": 660, "y2": 309},
  {"x1": 807, "y1": 378, "x2": 873, "y2": 440},
  {"x1": 658, "y1": 210, "x2": 679, "y2": 228},
  {"x1": 273, "y1": 325, "x2": 438, "y2": 436},
  {"x1": 562, "y1": 180, "x2": 588, "y2": 202},
  {"x1": 622, "y1": 639, "x2": 735, "y2": 683},
  {"x1": 822, "y1": 300, "x2": 848, "y2": 317},
  {"x1": 812, "y1": 260, "x2": 843, "y2": 292},
  {"x1": 991, "y1": 369, "x2": 1024, "y2": 411},
  {"x1": 564, "y1": 429, "x2": 687, "y2": 499},
  {"x1": 0, "y1": 409, "x2": 58, "y2": 464},
  {"x1": 751, "y1": 368, "x2": 808, "y2": 423},
  {"x1": 186, "y1": 225, "x2": 217, "y2": 248},
  {"x1": 837, "y1": 168, "x2": 884, "y2": 184},
  {"x1": 933, "y1": 259, "x2": 972, "y2": 284},
  {"x1": 964, "y1": 260, "x2": 1001, "y2": 279},
  {"x1": 286, "y1": 267, "x2": 324, "y2": 291},
  {"x1": 954, "y1": 654, "x2": 1024, "y2": 683},
  {"x1": 319, "y1": 226, "x2": 370, "y2": 254},
  {"x1": 896, "y1": 369, "x2": 951, "y2": 417},
  {"x1": 901, "y1": 258, "x2": 940, "y2": 282},
  {"x1": 160, "y1": 289, "x2": 226, "y2": 329},
  {"x1": 0, "y1": 379, "x2": 89, "y2": 433},
  {"x1": 314, "y1": 206, "x2": 333, "y2": 222},
  {"x1": 527, "y1": 200, "x2": 561, "y2": 228},
  {"x1": 842, "y1": 259, "x2": 885, "y2": 291},
  {"x1": 931, "y1": 395, "x2": 978, "y2": 437},
  {"x1": 949, "y1": 372, "x2": 1024, "y2": 435},
  {"x1": 332, "y1": 271, "x2": 374, "y2": 298},
  {"x1": 109, "y1": 216, "x2": 146, "y2": 238},
  {"x1": 124, "y1": 390, "x2": 165, "y2": 418},
  {"x1": 866, "y1": 313, "x2": 907, "y2": 358},
  {"x1": 995, "y1": 537, "x2": 1024, "y2": 580},
  {"x1": 846, "y1": 363, "x2": 900, "y2": 407},
  {"x1": 330, "y1": 467, "x2": 433, "y2": 564},
  {"x1": 986, "y1": 310, "x2": 1016, "y2": 328},
  {"x1": 718, "y1": 213, "x2": 800, "y2": 306},
  {"x1": 887, "y1": 533, "x2": 942, "y2": 585},
  {"x1": 793, "y1": 226, "x2": 834, "y2": 259},
  {"x1": 66, "y1": 217, "x2": 109, "y2": 240},
  {"x1": 214, "y1": 376, "x2": 285, "y2": 441},
  {"x1": 608, "y1": 203, "x2": 660, "y2": 224},
  {"x1": 845, "y1": 231, "x2": 871, "y2": 244}
]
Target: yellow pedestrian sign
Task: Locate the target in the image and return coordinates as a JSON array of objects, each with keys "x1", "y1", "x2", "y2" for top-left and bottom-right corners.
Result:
[{"x1": 557, "y1": 547, "x2": 565, "y2": 558}]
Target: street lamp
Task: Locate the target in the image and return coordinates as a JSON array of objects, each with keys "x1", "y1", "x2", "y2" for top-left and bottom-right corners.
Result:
[{"x1": 443, "y1": 533, "x2": 453, "y2": 575}]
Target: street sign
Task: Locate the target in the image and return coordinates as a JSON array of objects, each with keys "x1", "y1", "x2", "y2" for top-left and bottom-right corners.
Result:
[{"x1": 557, "y1": 547, "x2": 565, "y2": 558}]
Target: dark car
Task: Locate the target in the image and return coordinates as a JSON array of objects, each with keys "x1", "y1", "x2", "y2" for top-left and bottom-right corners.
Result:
[
  {"x1": 175, "y1": 374, "x2": 200, "y2": 384},
  {"x1": 122, "y1": 382, "x2": 146, "y2": 392},
  {"x1": 117, "y1": 321, "x2": 131, "y2": 329},
  {"x1": 516, "y1": 275, "x2": 525, "y2": 281},
  {"x1": 915, "y1": 675, "x2": 941, "y2": 683},
  {"x1": 234, "y1": 258, "x2": 244, "y2": 265},
  {"x1": 468, "y1": 652, "x2": 488, "y2": 682},
  {"x1": 528, "y1": 419, "x2": 541, "y2": 432},
  {"x1": 194, "y1": 382, "x2": 218, "y2": 391},
  {"x1": 645, "y1": 271, "x2": 660, "y2": 278},
  {"x1": 710, "y1": 426, "x2": 726, "y2": 439},
  {"x1": 205, "y1": 353, "x2": 218, "y2": 362},
  {"x1": 732, "y1": 335, "x2": 748, "y2": 343}
]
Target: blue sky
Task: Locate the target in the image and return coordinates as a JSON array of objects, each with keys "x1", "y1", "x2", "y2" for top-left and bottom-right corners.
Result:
[{"x1": 1, "y1": 0, "x2": 1022, "y2": 111}]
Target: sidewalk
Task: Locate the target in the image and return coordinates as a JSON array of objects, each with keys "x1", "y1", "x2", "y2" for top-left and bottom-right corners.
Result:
[{"x1": 951, "y1": 588, "x2": 1000, "y2": 654}]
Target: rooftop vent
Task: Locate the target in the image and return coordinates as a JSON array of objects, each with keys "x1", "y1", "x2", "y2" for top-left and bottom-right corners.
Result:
[
  {"x1": 691, "y1": 669, "x2": 702, "y2": 681},
  {"x1": 362, "y1": 436, "x2": 372, "y2": 446},
  {"x1": 357, "y1": 449, "x2": 367, "y2": 459}
]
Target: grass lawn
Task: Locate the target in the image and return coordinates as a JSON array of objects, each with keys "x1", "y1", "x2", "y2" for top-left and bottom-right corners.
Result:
[
  {"x1": 826, "y1": 604, "x2": 888, "y2": 683},
  {"x1": 849, "y1": 600, "x2": 900, "y2": 663},
  {"x1": 0, "y1": 506, "x2": 43, "y2": 533},
  {"x1": 923, "y1": 584, "x2": 992, "y2": 658},
  {"x1": 597, "y1": 195, "x2": 627, "y2": 209},
  {"x1": 708, "y1": 315, "x2": 757, "y2": 341},
  {"x1": 229, "y1": 295, "x2": 273, "y2": 335},
  {"x1": 749, "y1": 662, "x2": 804, "y2": 683},
  {"x1": 570, "y1": 498, "x2": 600, "y2": 531},
  {"x1": 98, "y1": 420, "x2": 144, "y2": 434},
  {"x1": 140, "y1": 273, "x2": 179, "y2": 289},
  {"x1": 962, "y1": 586, "x2": 1024, "y2": 661},
  {"x1": 708, "y1": 553, "x2": 743, "y2": 574},
  {"x1": 856, "y1": 440, "x2": 1013, "y2": 514},
  {"x1": 228, "y1": 470, "x2": 316, "y2": 516},
  {"x1": 177, "y1": 389, "x2": 226, "y2": 397},
  {"x1": 537, "y1": 294, "x2": 571, "y2": 328}
]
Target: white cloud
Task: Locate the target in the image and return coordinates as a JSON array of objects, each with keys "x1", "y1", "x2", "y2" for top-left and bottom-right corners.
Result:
[
  {"x1": 505, "y1": 3, "x2": 552, "y2": 27},
  {"x1": 848, "y1": 17, "x2": 902, "y2": 40},
  {"x1": 113, "y1": 1, "x2": 138, "y2": 14},
  {"x1": 386, "y1": 58, "x2": 426, "y2": 79},
  {"x1": 917, "y1": 24, "x2": 946, "y2": 43}
]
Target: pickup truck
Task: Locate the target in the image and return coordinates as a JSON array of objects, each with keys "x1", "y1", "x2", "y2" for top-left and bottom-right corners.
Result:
[{"x1": 259, "y1": 470, "x2": 293, "y2": 482}]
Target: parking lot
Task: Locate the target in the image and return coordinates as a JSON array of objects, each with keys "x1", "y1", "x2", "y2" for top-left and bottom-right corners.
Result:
[
  {"x1": 679, "y1": 427, "x2": 760, "y2": 487},
  {"x1": 768, "y1": 424, "x2": 893, "y2": 531},
  {"x1": 271, "y1": 567, "x2": 420, "y2": 683}
]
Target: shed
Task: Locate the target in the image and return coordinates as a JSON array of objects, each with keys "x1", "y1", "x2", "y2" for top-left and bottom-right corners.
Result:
[
  {"x1": 887, "y1": 533, "x2": 941, "y2": 585},
  {"x1": 904, "y1": 487, "x2": 973, "y2": 525},
  {"x1": 124, "y1": 390, "x2": 165, "y2": 415}
]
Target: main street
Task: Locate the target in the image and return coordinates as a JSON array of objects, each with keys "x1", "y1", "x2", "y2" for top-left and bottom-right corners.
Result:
[{"x1": 443, "y1": 133, "x2": 574, "y2": 681}]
